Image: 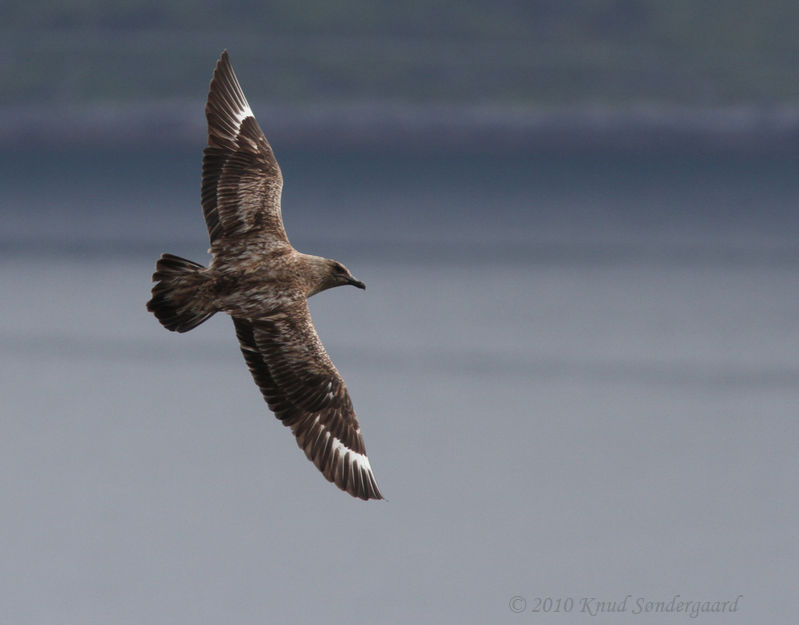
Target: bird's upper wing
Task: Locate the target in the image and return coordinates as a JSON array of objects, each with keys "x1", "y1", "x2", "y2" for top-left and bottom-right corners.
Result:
[
  {"x1": 232, "y1": 304, "x2": 382, "y2": 500},
  {"x1": 202, "y1": 50, "x2": 288, "y2": 247}
]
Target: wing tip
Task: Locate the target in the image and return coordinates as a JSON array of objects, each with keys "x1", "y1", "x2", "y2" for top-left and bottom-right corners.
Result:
[
  {"x1": 217, "y1": 49, "x2": 231, "y2": 75},
  {"x1": 206, "y1": 48, "x2": 252, "y2": 143},
  {"x1": 349, "y1": 464, "x2": 385, "y2": 501},
  {"x1": 341, "y1": 453, "x2": 384, "y2": 501},
  {"x1": 317, "y1": 435, "x2": 385, "y2": 501},
  {"x1": 348, "y1": 478, "x2": 384, "y2": 501}
]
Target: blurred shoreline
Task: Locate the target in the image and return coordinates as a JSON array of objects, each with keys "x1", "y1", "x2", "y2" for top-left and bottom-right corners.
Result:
[{"x1": 3, "y1": 103, "x2": 799, "y2": 153}]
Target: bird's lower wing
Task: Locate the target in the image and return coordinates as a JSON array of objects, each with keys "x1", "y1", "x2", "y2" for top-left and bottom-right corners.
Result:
[{"x1": 232, "y1": 310, "x2": 382, "y2": 500}]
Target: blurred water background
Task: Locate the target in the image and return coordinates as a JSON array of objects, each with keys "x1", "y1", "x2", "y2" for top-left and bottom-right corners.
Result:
[{"x1": 1, "y1": 2, "x2": 798, "y2": 624}]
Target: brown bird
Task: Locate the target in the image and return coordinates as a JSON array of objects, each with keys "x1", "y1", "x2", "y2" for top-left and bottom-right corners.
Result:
[{"x1": 147, "y1": 51, "x2": 382, "y2": 500}]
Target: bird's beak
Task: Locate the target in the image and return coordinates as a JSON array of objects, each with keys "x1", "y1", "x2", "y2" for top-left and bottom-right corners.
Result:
[{"x1": 348, "y1": 277, "x2": 366, "y2": 290}]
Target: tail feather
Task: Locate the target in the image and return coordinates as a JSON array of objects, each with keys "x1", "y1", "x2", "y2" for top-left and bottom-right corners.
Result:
[{"x1": 147, "y1": 253, "x2": 215, "y2": 332}]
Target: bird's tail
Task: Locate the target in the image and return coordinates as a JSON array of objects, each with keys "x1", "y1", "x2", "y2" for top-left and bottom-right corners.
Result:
[{"x1": 147, "y1": 253, "x2": 216, "y2": 332}]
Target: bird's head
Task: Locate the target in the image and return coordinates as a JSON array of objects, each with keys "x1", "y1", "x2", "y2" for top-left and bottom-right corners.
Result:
[
  {"x1": 305, "y1": 255, "x2": 365, "y2": 296},
  {"x1": 327, "y1": 259, "x2": 366, "y2": 291}
]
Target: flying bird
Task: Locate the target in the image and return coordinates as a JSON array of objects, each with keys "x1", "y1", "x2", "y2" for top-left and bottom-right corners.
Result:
[{"x1": 147, "y1": 51, "x2": 382, "y2": 500}]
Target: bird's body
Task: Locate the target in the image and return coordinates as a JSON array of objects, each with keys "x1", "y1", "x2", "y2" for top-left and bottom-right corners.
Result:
[
  {"x1": 210, "y1": 247, "x2": 319, "y2": 315},
  {"x1": 146, "y1": 51, "x2": 382, "y2": 500}
]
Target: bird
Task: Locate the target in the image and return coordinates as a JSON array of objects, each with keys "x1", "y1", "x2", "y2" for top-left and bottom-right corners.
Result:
[{"x1": 146, "y1": 50, "x2": 383, "y2": 500}]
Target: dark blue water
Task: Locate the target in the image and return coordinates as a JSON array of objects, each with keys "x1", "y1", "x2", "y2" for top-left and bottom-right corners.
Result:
[{"x1": 1, "y1": 148, "x2": 797, "y2": 624}]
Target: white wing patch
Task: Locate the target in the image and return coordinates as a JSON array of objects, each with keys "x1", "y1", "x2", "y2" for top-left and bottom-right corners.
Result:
[
  {"x1": 232, "y1": 103, "x2": 254, "y2": 132},
  {"x1": 312, "y1": 415, "x2": 375, "y2": 475},
  {"x1": 328, "y1": 430, "x2": 374, "y2": 473}
]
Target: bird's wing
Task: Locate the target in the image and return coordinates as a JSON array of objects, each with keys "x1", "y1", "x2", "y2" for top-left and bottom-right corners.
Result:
[
  {"x1": 202, "y1": 50, "x2": 288, "y2": 247},
  {"x1": 232, "y1": 305, "x2": 383, "y2": 500}
]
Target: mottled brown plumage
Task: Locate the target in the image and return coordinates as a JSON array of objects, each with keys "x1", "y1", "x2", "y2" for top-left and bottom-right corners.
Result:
[{"x1": 147, "y1": 51, "x2": 382, "y2": 500}]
